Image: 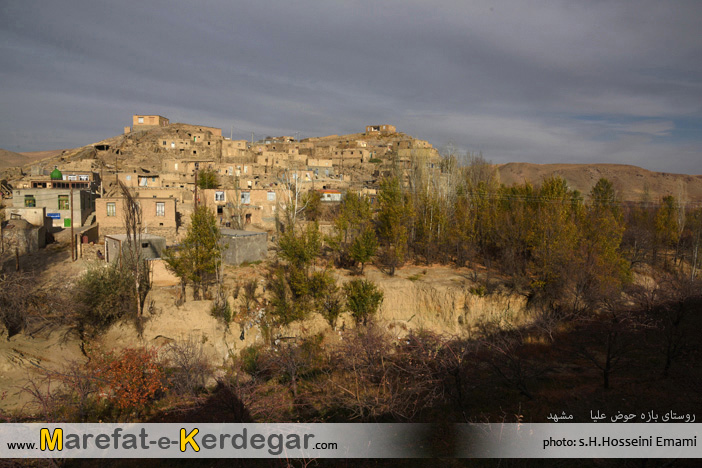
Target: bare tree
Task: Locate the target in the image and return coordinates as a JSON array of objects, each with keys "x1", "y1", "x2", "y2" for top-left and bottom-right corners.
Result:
[
  {"x1": 226, "y1": 176, "x2": 245, "y2": 230},
  {"x1": 276, "y1": 169, "x2": 308, "y2": 232},
  {"x1": 119, "y1": 181, "x2": 151, "y2": 319}
]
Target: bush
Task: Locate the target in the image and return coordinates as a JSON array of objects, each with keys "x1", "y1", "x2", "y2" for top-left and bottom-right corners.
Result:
[
  {"x1": 162, "y1": 337, "x2": 212, "y2": 397},
  {"x1": 197, "y1": 168, "x2": 219, "y2": 189},
  {"x1": 344, "y1": 279, "x2": 384, "y2": 326},
  {"x1": 210, "y1": 298, "x2": 232, "y2": 325},
  {"x1": 90, "y1": 347, "x2": 166, "y2": 417},
  {"x1": 239, "y1": 345, "x2": 270, "y2": 380},
  {"x1": 75, "y1": 263, "x2": 137, "y2": 339}
]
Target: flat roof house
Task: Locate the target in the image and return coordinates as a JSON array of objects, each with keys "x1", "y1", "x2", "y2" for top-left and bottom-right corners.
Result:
[{"x1": 11, "y1": 187, "x2": 94, "y2": 228}]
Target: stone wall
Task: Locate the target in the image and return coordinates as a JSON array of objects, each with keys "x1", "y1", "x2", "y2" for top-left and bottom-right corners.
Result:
[{"x1": 220, "y1": 230, "x2": 268, "y2": 265}]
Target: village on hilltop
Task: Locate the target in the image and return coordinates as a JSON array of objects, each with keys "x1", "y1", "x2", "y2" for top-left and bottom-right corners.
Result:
[{"x1": 1, "y1": 115, "x2": 442, "y2": 270}]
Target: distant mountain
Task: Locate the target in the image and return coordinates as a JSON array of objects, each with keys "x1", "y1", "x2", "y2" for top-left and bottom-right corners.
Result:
[
  {"x1": 0, "y1": 148, "x2": 65, "y2": 170},
  {"x1": 0, "y1": 148, "x2": 29, "y2": 170},
  {"x1": 497, "y1": 162, "x2": 702, "y2": 203}
]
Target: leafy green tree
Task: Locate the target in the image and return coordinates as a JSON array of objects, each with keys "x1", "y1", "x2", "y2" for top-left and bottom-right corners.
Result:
[
  {"x1": 278, "y1": 221, "x2": 321, "y2": 273},
  {"x1": 590, "y1": 178, "x2": 619, "y2": 215},
  {"x1": 302, "y1": 190, "x2": 322, "y2": 222},
  {"x1": 266, "y1": 265, "x2": 309, "y2": 327},
  {"x1": 75, "y1": 262, "x2": 139, "y2": 340},
  {"x1": 528, "y1": 176, "x2": 582, "y2": 305},
  {"x1": 654, "y1": 196, "x2": 680, "y2": 266},
  {"x1": 377, "y1": 177, "x2": 413, "y2": 275},
  {"x1": 327, "y1": 192, "x2": 373, "y2": 267},
  {"x1": 165, "y1": 205, "x2": 222, "y2": 300},
  {"x1": 349, "y1": 224, "x2": 378, "y2": 273},
  {"x1": 576, "y1": 189, "x2": 631, "y2": 310},
  {"x1": 197, "y1": 168, "x2": 219, "y2": 189},
  {"x1": 162, "y1": 244, "x2": 192, "y2": 303},
  {"x1": 319, "y1": 282, "x2": 344, "y2": 329},
  {"x1": 344, "y1": 279, "x2": 384, "y2": 326}
]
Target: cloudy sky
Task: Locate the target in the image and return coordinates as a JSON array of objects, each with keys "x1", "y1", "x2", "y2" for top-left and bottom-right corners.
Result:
[{"x1": 1, "y1": 0, "x2": 701, "y2": 173}]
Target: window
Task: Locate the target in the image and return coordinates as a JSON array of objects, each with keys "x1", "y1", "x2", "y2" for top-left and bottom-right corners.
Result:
[
  {"x1": 215, "y1": 191, "x2": 225, "y2": 202},
  {"x1": 241, "y1": 192, "x2": 250, "y2": 204},
  {"x1": 58, "y1": 195, "x2": 69, "y2": 210},
  {"x1": 107, "y1": 202, "x2": 116, "y2": 217},
  {"x1": 267, "y1": 191, "x2": 276, "y2": 202},
  {"x1": 79, "y1": 175, "x2": 89, "y2": 181},
  {"x1": 171, "y1": 142, "x2": 175, "y2": 148},
  {"x1": 125, "y1": 175, "x2": 131, "y2": 181},
  {"x1": 24, "y1": 195, "x2": 36, "y2": 207},
  {"x1": 156, "y1": 202, "x2": 165, "y2": 216},
  {"x1": 138, "y1": 117, "x2": 144, "y2": 123}
]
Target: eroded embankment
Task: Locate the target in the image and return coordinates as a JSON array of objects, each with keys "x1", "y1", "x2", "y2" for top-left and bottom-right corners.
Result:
[{"x1": 0, "y1": 265, "x2": 529, "y2": 413}]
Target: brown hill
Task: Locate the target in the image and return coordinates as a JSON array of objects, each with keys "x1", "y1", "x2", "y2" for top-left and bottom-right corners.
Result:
[
  {"x1": 0, "y1": 148, "x2": 65, "y2": 170},
  {"x1": 0, "y1": 148, "x2": 30, "y2": 170},
  {"x1": 497, "y1": 163, "x2": 702, "y2": 203}
]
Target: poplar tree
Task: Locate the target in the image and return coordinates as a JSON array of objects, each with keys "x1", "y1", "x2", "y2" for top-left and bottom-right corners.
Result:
[{"x1": 377, "y1": 176, "x2": 413, "y2": 275}]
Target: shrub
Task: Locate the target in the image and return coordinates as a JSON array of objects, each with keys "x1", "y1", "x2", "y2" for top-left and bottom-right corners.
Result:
[
  {"x1": 162, "y1": 337, "x2": 212, "y2": 397},
  {"x1": 210, "y1": 298, "x2": 232, "y2": 326},
  {"x1": 75, "y1": 263, "x2": 137, "y2": 339},
  {"x1": 90, "y1": 347, "x2": 166, "y2": 416},
  {"x1": 344, "y1": 279, "x2": 384, "y2": 326}
]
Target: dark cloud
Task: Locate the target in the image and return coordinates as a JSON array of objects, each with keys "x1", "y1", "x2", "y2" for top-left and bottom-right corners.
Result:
[{"x1": 1, "y1": 0, "x2": 701, "y2": 173}]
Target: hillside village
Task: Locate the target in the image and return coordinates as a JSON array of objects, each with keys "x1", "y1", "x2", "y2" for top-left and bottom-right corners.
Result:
[
  {"x1": 1, "y1": 115, "x2": 441, "y2": 267},
  {"x1": 1, "y1": 114, "x2": 701, "y2": 436}
]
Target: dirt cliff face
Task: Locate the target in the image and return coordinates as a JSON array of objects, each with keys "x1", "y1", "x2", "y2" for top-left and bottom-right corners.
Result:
[
  {"x1": 359, "y1": 266, "x2": 529, "y2": 337},
  {"x1": 0, "y1": 263, "x2": 530, "y2": 413}
]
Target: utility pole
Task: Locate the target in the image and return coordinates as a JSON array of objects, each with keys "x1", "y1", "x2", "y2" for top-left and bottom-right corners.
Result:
[
  {"x1": 194, "y1": 169, "x2": 198, "y2": 208},
  {"x1": 70, "y1": 181, "x2": 75, "y2": 261},
  {"x1": 251, "y1": 132, "x2": 254, "y2": 145}
]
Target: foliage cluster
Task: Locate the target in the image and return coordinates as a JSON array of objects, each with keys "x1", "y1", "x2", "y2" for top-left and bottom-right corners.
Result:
[
  {"x1": 75, "y1": 262, "x2": 142, "y2": 340},
  {"x1": 163, "y1": 205, "x2": 222, "y2": 301},
  {"x1": 196, "y1": 168, "x2": 219, "y2": 189}
]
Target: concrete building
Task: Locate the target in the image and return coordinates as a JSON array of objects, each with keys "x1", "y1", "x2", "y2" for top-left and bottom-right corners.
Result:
[
  {"x1": 104, "y1": 234, "x2": 167, "y2": 263},
  {"x1": 133, "y1": 115, "x2": 170, "y2": 130},
  {"x1": 19, "y1": 171, "x2": 100, "y2": 193},
  {"x1": 11, "y1": 188, "x2": 95, "y2": 228},
  {"x1": 220, "y1": 229, "x2": 268, "y2": 265}
]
